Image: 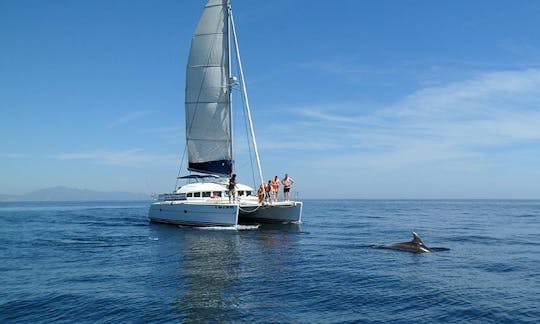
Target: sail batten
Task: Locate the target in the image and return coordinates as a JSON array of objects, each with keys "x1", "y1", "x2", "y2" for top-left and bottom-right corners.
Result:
[
  {"x1": 193, "y1": 32, "x2": 225, "y2": 37},
  {"x1": 185, "y1": 0, "x2": 232, "y2": 176}
]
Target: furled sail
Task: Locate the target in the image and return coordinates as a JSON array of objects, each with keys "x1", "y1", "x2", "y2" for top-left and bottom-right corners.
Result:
[{"x1": 185, "y1": 0, "x2": 232, "y2": 175}]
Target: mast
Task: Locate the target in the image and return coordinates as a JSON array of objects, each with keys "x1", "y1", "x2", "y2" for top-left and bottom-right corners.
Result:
[
  {"x1": 229, "y1": 4, "x2": 265, "y2": 187},
  {"x1": 226, "y1": 0, "x2": 234, "y2": 175}
]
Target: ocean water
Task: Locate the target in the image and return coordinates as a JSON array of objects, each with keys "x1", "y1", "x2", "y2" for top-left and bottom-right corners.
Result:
[{"x1": 1, "y1": 200, "x2": 539, "y2": 323}]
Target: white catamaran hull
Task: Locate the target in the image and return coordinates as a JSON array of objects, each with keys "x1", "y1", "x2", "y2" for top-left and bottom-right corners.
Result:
[
  {"x1": 149, "y1": 199, "x2": 301, "y2": 227},
  {"x1": 239, "y1": 201, "x2": 303, "y2": 224},
  {"x1": 149, "y1": 201, "x2": 239, "y2": 227}
]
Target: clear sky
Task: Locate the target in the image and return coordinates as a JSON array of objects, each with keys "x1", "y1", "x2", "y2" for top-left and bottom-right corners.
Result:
[{"x1": 2, "y1": 0, "x2": 540, "y2": 199}]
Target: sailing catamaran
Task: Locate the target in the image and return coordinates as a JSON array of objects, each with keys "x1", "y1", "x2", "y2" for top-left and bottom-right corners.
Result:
[{"x1": 148, "y1": 0, "x2": 303, "y2": 227}]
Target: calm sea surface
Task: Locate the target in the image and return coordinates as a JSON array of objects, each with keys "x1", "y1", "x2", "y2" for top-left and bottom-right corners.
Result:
[{"x1": 1, "y1": 200, "x2": 539, "y2": 323}]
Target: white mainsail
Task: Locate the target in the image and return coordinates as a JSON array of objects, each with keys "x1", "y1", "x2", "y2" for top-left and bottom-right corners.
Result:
[{"x1": 185, "y1": 0, "x2": 232, "y2": 175}]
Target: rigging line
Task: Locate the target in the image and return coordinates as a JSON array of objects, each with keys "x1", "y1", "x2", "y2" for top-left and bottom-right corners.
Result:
[
  {"x1": 174, "y1": 144, "x2": 188, "y2": 191},
  {"x1": 229, "y1": 32, "x2": 256, "y2": 187},
  {"x1": 238, "y1": 74, "x2": 258, "y2": 188},
  {"x1": 228, "y1": 31, "x2": 257, "y2": 188},
  {"x1": 229, "y1": 6, "x2": 265, "y2": 186}
]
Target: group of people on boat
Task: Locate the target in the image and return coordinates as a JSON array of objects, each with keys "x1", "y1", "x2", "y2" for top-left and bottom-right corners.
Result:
[
  {"x1": 256, "y1": 173, "x2": 295, "y2": 203},
  {"x1": 227, "y1": 173, "x2": 295, "y2": 203}
]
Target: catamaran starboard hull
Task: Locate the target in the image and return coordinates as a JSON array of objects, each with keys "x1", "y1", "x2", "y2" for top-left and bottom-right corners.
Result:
[
  {"x1": 239, "y1": 201, "x2": 303, "y2": 224},
  {"x1": 149, "y1": 201, "x2": 239, "y2": 227}
]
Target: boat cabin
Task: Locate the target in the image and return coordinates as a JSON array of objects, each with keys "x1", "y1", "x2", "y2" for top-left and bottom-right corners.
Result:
[{"x1": 154, "y1": 179, "x2": 254, "y2": 202}]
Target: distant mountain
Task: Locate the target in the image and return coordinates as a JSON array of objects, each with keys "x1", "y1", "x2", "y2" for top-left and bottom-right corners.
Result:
[{"x1": 0, "y1": 186, "x2": 150, "y2": 202}]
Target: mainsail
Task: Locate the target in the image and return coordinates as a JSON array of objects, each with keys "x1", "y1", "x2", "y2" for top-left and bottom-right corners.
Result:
[{"x1": 185, "y1": 0, "x2": 232, "y2": 175}]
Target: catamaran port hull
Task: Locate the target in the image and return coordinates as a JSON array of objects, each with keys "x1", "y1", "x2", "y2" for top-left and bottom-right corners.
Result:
[{"x1": 149, "y1": 201, "x2": 239, "y2": 227}]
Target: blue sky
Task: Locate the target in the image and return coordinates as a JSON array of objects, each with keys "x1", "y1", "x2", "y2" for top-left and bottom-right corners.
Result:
[{"x1": 2, "y1": 0, "x2": 540, "y2": 199}]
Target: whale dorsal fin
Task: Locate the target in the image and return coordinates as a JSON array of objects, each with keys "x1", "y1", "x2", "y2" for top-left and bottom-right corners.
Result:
[{"x1": 411, "y1": 232, "x2": 424, "y2": 244}]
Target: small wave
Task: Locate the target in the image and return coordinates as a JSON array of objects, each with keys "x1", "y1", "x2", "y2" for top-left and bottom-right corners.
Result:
[
  {"x1": 368, "y1": 244, "x2": 450, "y2": 253},
  {"x1": 446, "y1": 235, "x2": 501, "y2": 244},
  {"x1": 237, "y1": 224, "x2": 260, "y2": 230},
  {"x1": 197, "y1": 226, "x2": 236, "y2": 231},
  {"x1": 192, "y1": 224, "x2": 260, "y2": 231},
  {"x1": 430, "y1": 247, "x2": 451, "y2": 252},
  {"x1": 148, "y1": 237, "x2": 159, "y2": 241}
]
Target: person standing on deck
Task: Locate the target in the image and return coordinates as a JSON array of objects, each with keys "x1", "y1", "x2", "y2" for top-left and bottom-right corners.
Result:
[
  {"x1": 281, "y1": 173, "x2": 294, "y2": 201},
  {"x1": 271, "y1": 176, "x2": 280, "y2": 202},
  {"x1": 265, "y1": 180, "x2": 272, "y2": 202},
  {"x1": 228, "y1": 174, "x2": 237, "y2": 202},
  {"x1": 257, "y1": 184, "x2": 264, "y2": 203}
]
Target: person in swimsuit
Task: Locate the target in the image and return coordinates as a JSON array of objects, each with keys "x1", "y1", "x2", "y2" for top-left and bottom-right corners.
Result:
[
  {"x1": 265, "y1": 180, "x2": 272, "y2": 202},
  {"x1": 257, "y1": 184, "x2": 265, "y2": 203},
  {"x1": 271, "y1": 176, "x2": 280, "y2": 202},
  {"x1": 281, "y1": 173, "x2": 294, "y2": 201}
]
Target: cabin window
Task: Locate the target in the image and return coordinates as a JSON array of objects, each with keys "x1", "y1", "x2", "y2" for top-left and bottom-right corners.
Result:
[
  {"x1": 246, "y1": 191, "x2": 252, "y2": 196},
  {"x1": 202, "y1": 192, "x2": 211, "y2": 198},
  {"x1": 238, "y1": 191, "x2": 244, "y2": 196},
  {"x1": 187, "y1": 193, "x2": 192, "y2": 198},
  {"x1": 194, "y1": 192, "x2": 201, "y2": 198},
  {"x1": 212, "y1": 192, "x2": 222, "y2": 197}
]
